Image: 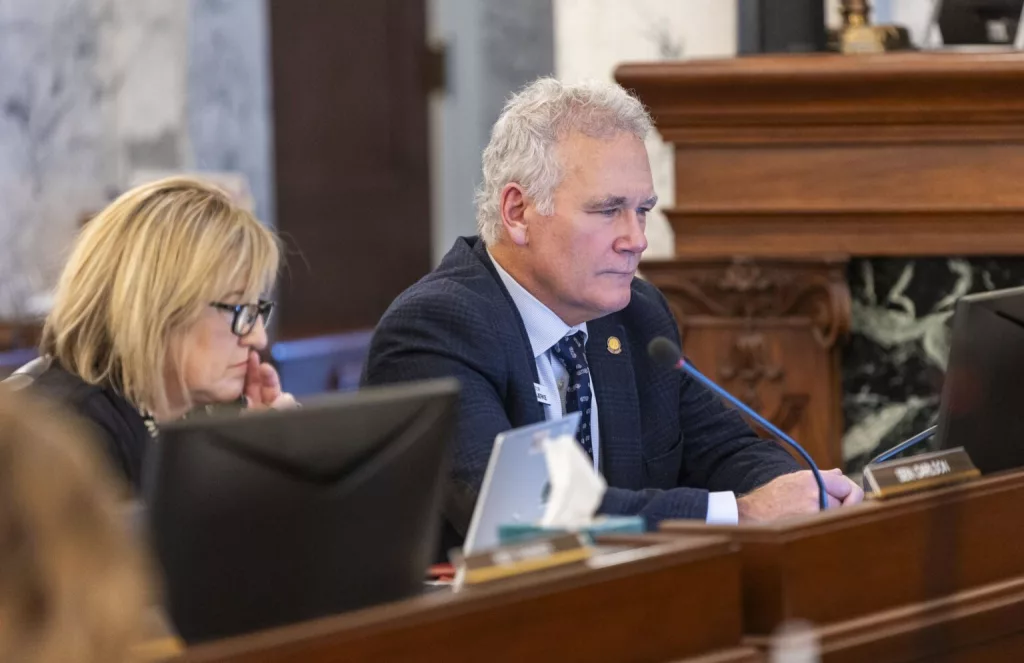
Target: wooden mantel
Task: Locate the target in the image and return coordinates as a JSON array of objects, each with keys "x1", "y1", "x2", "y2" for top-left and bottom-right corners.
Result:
[
  {"x1": 616, "y1": 53, "x2": 1024, "y2": 469},
  {"x1": 618, "y1": 52, "x2": 1024, "y2": 258}
]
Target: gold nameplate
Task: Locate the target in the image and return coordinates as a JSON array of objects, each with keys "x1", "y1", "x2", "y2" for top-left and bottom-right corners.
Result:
[
  {"x1": 863, "y1": 447, "x2": 980, "y2": 500},
  {"x1": 456, "y1": 533, "x2": 592, "y2": 585}
]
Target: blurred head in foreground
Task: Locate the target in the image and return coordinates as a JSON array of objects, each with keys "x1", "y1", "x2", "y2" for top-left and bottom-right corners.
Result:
[{"x1": 0, "y1": 386, "x2": 151, "y2": 663}]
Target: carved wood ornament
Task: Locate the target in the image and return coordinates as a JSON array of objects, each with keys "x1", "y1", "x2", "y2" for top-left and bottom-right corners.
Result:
[{"x1": 642, "y1": 258, "x2": 850, "y2": 468}]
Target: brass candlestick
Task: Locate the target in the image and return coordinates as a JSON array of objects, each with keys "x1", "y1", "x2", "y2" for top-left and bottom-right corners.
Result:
[{"x1": 829, "y1": 0, "x2": 913, "y2": 54}]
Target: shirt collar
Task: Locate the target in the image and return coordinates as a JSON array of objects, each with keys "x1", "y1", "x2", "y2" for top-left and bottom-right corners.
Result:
[{"x1": 487, "y1": 249, "x2": 588, "y2": 358}]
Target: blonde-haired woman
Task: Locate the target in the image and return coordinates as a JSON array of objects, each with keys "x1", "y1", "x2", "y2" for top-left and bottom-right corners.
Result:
[{"x1": 27, "y1": 176, "x2": 294, "y2": 491}]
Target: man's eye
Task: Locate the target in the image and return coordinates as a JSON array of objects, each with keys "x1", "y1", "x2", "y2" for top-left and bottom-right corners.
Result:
[{"x1": 597, "y1": 209, "x2": 618, "y2": 217}]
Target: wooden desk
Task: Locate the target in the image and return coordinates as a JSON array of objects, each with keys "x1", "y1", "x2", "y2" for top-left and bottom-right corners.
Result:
[
  {"x1": 173, "y1": 536, "x2": 760, "y2": 663},
  {"x1": 660, "y1": 469, "x2": 1024, "y2": 662}
]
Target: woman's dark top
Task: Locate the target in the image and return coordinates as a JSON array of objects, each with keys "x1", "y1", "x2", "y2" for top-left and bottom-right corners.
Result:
[{"x1": 30, "y1": 362, "x2": 149, "y2": 492}]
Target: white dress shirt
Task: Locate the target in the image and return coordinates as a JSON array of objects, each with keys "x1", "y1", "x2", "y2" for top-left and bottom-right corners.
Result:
[{"x1": 487, "y1": 251, "x2": 738, "y2": 525}]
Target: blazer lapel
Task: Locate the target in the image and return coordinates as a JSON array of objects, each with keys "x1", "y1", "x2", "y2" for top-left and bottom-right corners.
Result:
[
  {"x1": 471, "y1": 239, "x2": 544, "y2": 423},
  {"x1": 586, "y1": 317, "x2": 644, "y2": 488}
]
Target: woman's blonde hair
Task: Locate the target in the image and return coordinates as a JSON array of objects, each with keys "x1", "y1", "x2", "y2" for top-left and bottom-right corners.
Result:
[
  {"x1": 41, "y1": 176, "x2": 280, "y2": 415},
  {"x1": 0, "y1": 387, "x2": 152, "y2": 663}
]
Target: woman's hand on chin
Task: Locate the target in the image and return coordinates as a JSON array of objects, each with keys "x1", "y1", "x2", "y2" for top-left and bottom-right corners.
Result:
[{"x1": 243, "y1": 351, "x2": 299, "y2": 410}]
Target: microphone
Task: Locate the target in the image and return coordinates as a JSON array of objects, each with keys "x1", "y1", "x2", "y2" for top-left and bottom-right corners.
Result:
[
  {"x1": 866, "y1": 425, "x2": 937, "y2": 466},
  {"x1": 647, "y1": 336, "x2": 829, "y2": 511}
]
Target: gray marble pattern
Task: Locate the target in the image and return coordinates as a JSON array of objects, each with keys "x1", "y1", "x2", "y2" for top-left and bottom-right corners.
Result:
[
  {"x1": 480, "y1": 0, "x2": 555, "y2": 128},
  {"x1": 842, "y1": 257, "x2": 1024, "y2": 472},
  {"x1": 0, "y1": 0, "x2": 272, "y2": 319},
  {"x1": 187, "y1": 0, "x2": 273, "y2": 225},
  {"x1": 0, "y1": 0, "x2": 119, "y2": 316}
]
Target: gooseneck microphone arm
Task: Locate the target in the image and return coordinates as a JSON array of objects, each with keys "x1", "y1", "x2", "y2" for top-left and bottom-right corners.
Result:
[
  {"x1": 647, "y1": 336, "x2": 829, "y2": 511},
  {"x1": 867, "y1": 425, "x2": 937, "y2": 466}
]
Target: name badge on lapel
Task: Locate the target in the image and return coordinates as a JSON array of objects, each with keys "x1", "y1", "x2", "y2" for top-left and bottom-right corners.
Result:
[{"x1": 534, "y1": 383, "x2": 552, "y2": 405}]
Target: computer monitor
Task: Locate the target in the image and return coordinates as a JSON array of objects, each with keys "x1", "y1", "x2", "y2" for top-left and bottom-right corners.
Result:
[
  {"x1": 939, "y1": 0, "x2": 1024, "y2": 46},
  {"x1": 143, "y1": 378, "x2": 459, "y2": 644},
  {"x1": 936, "y1": 286, "x2": 1024, "y2": 474}
]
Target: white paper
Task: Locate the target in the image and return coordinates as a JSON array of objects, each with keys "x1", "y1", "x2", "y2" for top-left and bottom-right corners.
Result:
[{"x1": 538, "y1": 433, "x2": 606, "y2": 528}]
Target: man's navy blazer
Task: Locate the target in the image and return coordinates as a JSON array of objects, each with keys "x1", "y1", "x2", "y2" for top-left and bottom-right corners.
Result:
[{"x1": 363, "y1": 237, "x2": 800, "y2": 542}]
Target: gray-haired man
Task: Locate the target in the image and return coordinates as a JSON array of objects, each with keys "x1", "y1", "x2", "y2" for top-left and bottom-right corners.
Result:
[{"x1": 364, "y1": 77, "x2": 862, "y2": 549}]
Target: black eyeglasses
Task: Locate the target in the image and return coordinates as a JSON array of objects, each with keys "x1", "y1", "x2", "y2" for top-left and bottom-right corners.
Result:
[{"x1": 210, "y1": 300, "x2": 275, "y2": 337}]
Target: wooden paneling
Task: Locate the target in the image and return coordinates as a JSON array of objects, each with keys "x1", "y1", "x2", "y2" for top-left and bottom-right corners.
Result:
[
  {"x1": 619, "y1": 53, "x2": 1024, "y2": 142},
  {"x1": 618, "y1": 53, "x2": 1024, "y2": 259},
  {"x1": 269, "y1": 0, "x2": 431, "y2": 338},
  {"x1": 0, "y1": 320, "x2": 40, "y2": 353},
  {"x1": 641, "y1": 258, "x2": 849, "y2": 470},
  {"x1": 663, "y1": 210, "x2": 1024, "y2": 258},
  {"x1": 675, "y1": 145, "x2": 1024, "y2": 211}
]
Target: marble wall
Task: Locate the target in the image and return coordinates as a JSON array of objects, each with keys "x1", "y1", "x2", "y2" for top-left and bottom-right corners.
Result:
[
  {"x1": 0, "y1": 0, "x2": 179, "y2": 316},
  {"x1": 430, "y1": 0, "x2": 555, "y2": 263},
  {"x1": 187, "y1": 0, "x2": 274, "y2": 227},
  {"x1": 0, "y1": 0, "x2": 272, "y2": 319}
]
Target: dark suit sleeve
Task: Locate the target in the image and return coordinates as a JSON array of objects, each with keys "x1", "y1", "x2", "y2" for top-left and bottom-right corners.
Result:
[
  {"x1": 599, "y1": 288, "x2": 802, "y2": 527},
  {"x1": 599, "y1": 380, "x2": 801, "y2": 525},
  {"x1": 600, "y1": 385, "x2": 801, "y2": 525},
  {"x1": 599, "y1": 485, "x2": 713, "y2": 523},
  {"x1": 674, "y1": 370, "x2": 802, "y2": 493},
  {"x1": 362, "y1": 289, "x2": 514, "y2": 536}
]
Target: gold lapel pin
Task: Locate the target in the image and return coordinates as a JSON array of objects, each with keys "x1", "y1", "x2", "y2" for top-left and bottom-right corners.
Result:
[{"x1": 607, "y1": 336, "x2": 622, "y2": 355}]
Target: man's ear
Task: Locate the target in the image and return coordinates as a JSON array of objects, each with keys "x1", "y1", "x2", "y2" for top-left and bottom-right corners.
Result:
[{"x1": 499, "y1": 182, "x2": 529, "y2": 246}]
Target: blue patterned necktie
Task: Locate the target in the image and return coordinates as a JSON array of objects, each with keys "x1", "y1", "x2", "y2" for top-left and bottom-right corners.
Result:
[{"x1": 550, "y1": 331, "x2": 593, "y2": 460}]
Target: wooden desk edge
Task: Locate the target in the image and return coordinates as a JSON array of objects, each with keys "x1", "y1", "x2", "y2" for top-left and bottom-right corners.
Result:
[
  {"x1": 742, "y1": 576, "x2": 1024, "y2": 659},
  {"x1": 177, "y1": 535, "x2": 736, "y2": 661},
  {"x1": 660, "y1": 469, "x2": 1024, "y2": 542}
]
